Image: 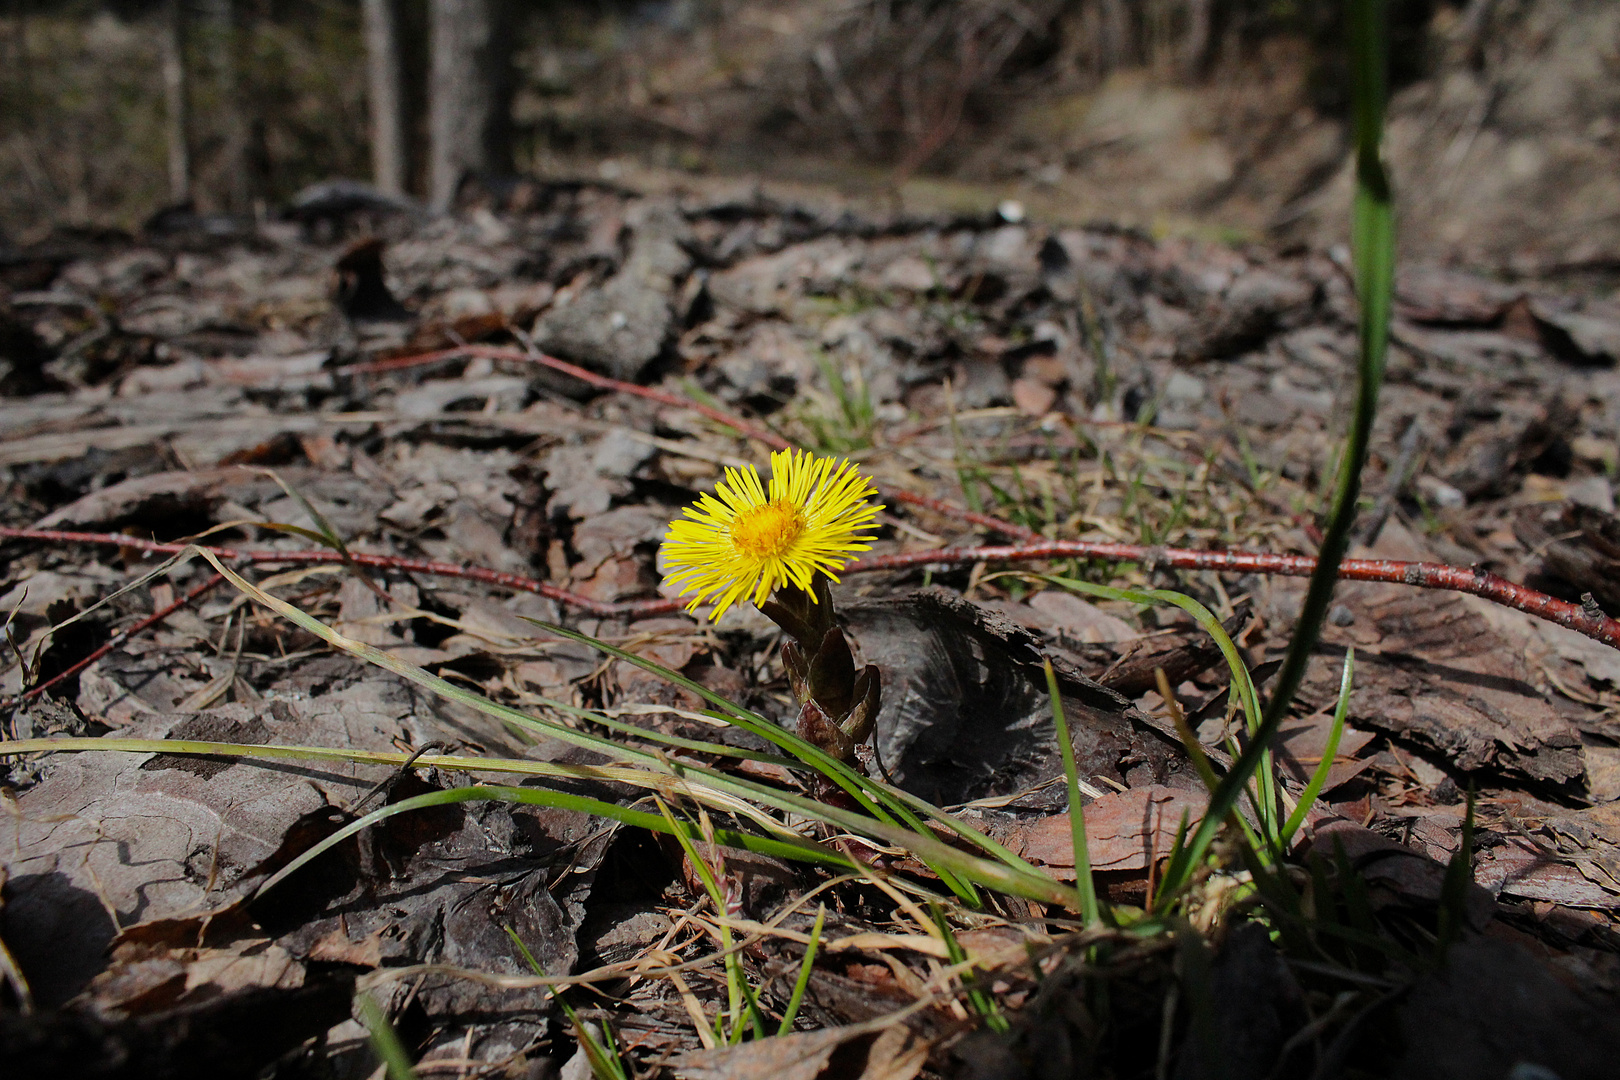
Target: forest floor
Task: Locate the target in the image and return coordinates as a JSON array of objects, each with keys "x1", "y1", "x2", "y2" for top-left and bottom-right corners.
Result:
[{"x1": 3, "y1": 175, "x2": 1620, "y2": 1078}]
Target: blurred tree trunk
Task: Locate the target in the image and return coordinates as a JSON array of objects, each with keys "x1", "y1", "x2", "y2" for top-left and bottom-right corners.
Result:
[
  {"x1": 1097, "y1": 0, "x2": 1130, "y2": 72},
  {"x1": 159, "y1": 0, "x2": 191, "y2": 204},
  {"x1": 428, "y1": 0, "x2": 511, "y2": 212},
  {"x1": 201, "y1": 0, "x2": 249, "y2": 212},
  {"x1": 363, "y1": 0, "x2": 408, "y2": 197},
  {"x1": 10, "y1": 0, "x2": 34, "y2": 129},
  {"x1": 1183, "y1": 0, "x2": 1215, "y2": 79}
]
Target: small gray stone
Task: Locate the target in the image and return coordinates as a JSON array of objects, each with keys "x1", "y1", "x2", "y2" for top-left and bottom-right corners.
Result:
[
  {"x1": 1163, "y1": 370, "x2": 1206, "y2": 406},
  {"x1": 1566, "y1": 474, "x2": 1615, "y2": 513},
  {"x1": 532, "y1": 201, "x2": 692, "y2": 380},
  {"x1": 532, "y1": 275, "x2": 671, "y2": 381},
  {"x1": 1416, "y1": 474, "x2": 1468, "y2": 509},
  {"x1": 1532, "y1": 298, "x2": 1620, "y2": 366}
]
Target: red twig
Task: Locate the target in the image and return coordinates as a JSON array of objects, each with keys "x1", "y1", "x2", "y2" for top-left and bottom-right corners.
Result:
[
  {"x1": 886, "y1": 489, "x2": 1039, "y2": 542},
  {"x1": 848, "y1": 541, "x2": 1620, "y2": 651},
  {"x1": 330, "y1": 346, "x2": 1620, "y2": 647},
  {"x1": 14, "y1": 572, "x2": 225, "y2": 702},
  {"x1": 341, "y1": 344, "x2": 791, "y2": 451},
  {"x1": 3, "y1": 526, "x2": 1616, "y2": 651},
  {"x1": 17, "y1": 328, "x2": 1604, "y2": 718},
  {"x1": 338, "y1": 344, "x2": 1038, "y2": 541},
  {"x1": 0, "y1": 527, "x2": 677, "y2": 618}
]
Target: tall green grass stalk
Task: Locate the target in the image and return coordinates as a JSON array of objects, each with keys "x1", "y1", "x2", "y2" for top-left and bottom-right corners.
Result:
[
  {"x1": 1043, "y1": 659, "x2": 1101, "y2": 926},
  {"x1": 1153, "y1": 0, "x2": 1393, "y2": 906}
]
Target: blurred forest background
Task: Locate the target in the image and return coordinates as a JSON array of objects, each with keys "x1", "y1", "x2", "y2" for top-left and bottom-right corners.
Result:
[{"x1": 2, "y1": 0, "x2": 1617, "y2": 269}]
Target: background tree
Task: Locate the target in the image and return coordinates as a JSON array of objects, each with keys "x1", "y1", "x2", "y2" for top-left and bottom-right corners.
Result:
[
  {"x1": 159, "y1": 0, "x2": 190, "y2": 204},
  {"x1": 427, "y1": 0, "x2": 512, "y2": 211},
  {"x1": 199, "y1": 0, "x2": 248, "y2": 211},
  {"x1": 362, "y1": 0, "x2": 407, "y2": 197}
]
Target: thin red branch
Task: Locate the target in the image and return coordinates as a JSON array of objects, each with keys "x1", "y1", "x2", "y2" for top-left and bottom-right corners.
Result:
[
  {"x1": 342, "y1": 347, "x2": 1620, "y2": 647},
  {"x1": 0, "y1": 527, "x2": 677, "y2": 618},
  {"x1": 848, "y1": 541, "x2": 1620, "y2": 651},
  {"x1": 341, "y1": 344, "x2": 790, "y2": 450},
  {"x1": 14, "y1": 572, "x2": 226, "y2": 702},
  {"x1": 885, "y1": 489, "x2": 1039, "y2": 542},
  {"x1": 3, "y1": 526, "x2": 1616, "y2": 651},
  {"x1": 338, "y1": 344, "x2": 1039, "y2": 541}
]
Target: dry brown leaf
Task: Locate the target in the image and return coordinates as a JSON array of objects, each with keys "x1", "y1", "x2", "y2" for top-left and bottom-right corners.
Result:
[
  {"x1": 674, "y1": 1024, "x2": 930, "y2": 1080},
  {"x1": 674, "y1": 1028, "x2": 854, "y2": 1080},
  {"x1": 1004, "y1": 785, "x2": 1208, "y2": 878},
  {"x1": 860, "y1": 1025, "x2": 930, "y2": 1080}
]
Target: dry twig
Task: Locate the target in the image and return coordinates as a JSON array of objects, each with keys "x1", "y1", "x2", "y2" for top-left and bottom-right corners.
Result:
[{"x1": 3, "y1": 526, "x2": 1616, "y2": 651}]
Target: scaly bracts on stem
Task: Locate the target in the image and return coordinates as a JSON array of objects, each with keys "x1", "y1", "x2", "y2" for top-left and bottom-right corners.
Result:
[{"x1": 761, "y1": 577, "x2": 881, "y2": 769}]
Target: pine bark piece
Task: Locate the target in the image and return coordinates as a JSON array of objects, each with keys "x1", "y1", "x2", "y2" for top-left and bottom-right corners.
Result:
[
  {"x1": 1001, "y1": 786, "x2": 1209, "y2": 878},
  {"x1": 1394, "y1": 265, "x2": 1521, "y2": 327},
  {"x1": 1092, "y1": 604, "x2": 1250, "y2": 697},
  {"x1": 2, "y1": 685, "x2": 423, "y2": 1006},
  {"x1": 531, "y1": 203, "x2": 691, "y2": 380},
  {"x1": 1530, "y1": 297, "x2": 1620, "y2": 366},
  {"x1": 843, "y1": 587, "x2": 1199, "y2": 807},
  {"x1": 1385, "y1": 937, "x2": 1620, "y2": 1080},
  {"x1": 1516, "y1": 500, "x2": 1620, "y2": 612},
  {"x1": 0, "y1": 977, "x2": 354, "y2": 1078},
  {"x1": 1302, "y1": 577, "x2": 1586, "y2": 788}
]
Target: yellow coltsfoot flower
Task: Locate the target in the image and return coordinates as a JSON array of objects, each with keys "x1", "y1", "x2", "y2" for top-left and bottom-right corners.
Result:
[{"x1": 662, "y1": 449, "x2": 882, "y2": 621}]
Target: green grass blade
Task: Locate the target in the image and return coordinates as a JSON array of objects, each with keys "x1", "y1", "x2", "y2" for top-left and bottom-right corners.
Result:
[
  {"x1": 1022, "y1": 573, "x2": 1261, "y2": 744},
  {"x1": 1154, "y1": 0, "x2": 1393, "y2": 905},
  {"x1": 519, "y1": 618, "x2": 897, "y2": 823},
  {"x1": 500, "y1": 690, "x2": 802, "y2": 768},
  {"x1": 6, "y1": 726, "x2": 1075, "y2": 907},
  {"x1": 503, "y1": 924, "x2": 546, "y2": 977},
  {"x1": 1159, "y1": 675, "x2": 1270, "y2": 863},
  {"x1": 0, "y1": 735, "x2": 795, "y2": 831},
  {"x1": 929, "y1": 902, "x2": 1008, "y2": 1034},
  {"x1": 1280, "y1": 647, "x2": 1354, "y2": 847},
  {"x1": 655, "y1": 799, "x2": 769, "y2": 1041},
  {"x1": 522, "y1": 617, "x2": 987, "y2": 904},
  {"x1": 1043, "y1": 659, "x2": 1100, "y2": 926},
  {"x1": 254, "y1": 784, "x2": 860, "y2": 901},
  {"x1": 31, "y1": 547, "x2": 1083, "y2": 907},
  {"x1": 12, "y1": 725, "x2": 1079, "y2": 906},
  {"x1": 1436, "y1": 785, "x2": 1476, "y2": 955},
  {"x1": 253, "y1": 467, "x2": 401, "y2": 607},
  {"x1": 504, "y1": 927, "x2": 630, "y2": 1080},
  {"x1": 778, "y1": 904, "x2": 826, "y2": 1035},
  {"x1": 871, "y1": 779, "x2": 1045, "y2": 884},
  {"x1": 1025, "y1": 571, "x2": 1278, "y2": 854},
  {"x1": 357, "y1": 991, "x2": 419, "y2": 1080}
]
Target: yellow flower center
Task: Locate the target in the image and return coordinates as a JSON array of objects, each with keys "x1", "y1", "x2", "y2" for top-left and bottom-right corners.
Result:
[{"x1": 730, "y1": 499, "x2": 806, "y2": 559}]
